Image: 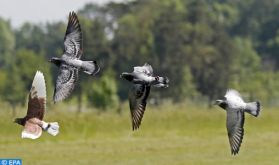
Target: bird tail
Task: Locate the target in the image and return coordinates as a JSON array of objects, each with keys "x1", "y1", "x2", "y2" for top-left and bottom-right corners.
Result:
[
  {"x1": 245, "y1": 101, "x2": 261, "y2": 117},
  {"x1": 153, "y1": 77, "x2": 169, "y2": 88},
  {"x1": 42, "y1": 122, "x2": 60, "y2": 136},
  {"x1": 82, "y1": 61, "x2": 100, "y2": 75}
]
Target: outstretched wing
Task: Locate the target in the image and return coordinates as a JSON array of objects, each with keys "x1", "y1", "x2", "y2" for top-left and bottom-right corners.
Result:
[
  {"x1": 142, "y1": 63, "x2": 153, "y2": 76},
  {"x1": 226, "y1": 109, "x2": 245, "y2": 155},
  {"x1": 129, "y1": 84, "x2": 150, "y2": 130},
  {"x1": 64, "y1": 11, "x2": 83, "y2": 59},
  {"x1": 225, "y1": 89, "x2": 244, "y2": 103},
  {"x1": 53, "y1": 64, "x2": 78, "y2": 103},
  {"x1": 26, "y1": 71, "x2": 46, "y2": 120},
  {"x1": 133, "y1": 63, "x2": 153, "y2": 76}
]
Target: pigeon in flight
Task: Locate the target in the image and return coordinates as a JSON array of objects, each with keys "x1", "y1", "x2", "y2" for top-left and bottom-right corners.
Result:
[
  {"x1": 14, "y1": 71, "x2": 59, "y2": 139},
  {"x1": 49, "y1": 11, "x2": 100, "y2": 103},
  {"x1": 121, "y1": 63, "x2": 169, "y2": 130},
  {"x1": 215, "y1": 89, "x2": 261, "y2": 155}
]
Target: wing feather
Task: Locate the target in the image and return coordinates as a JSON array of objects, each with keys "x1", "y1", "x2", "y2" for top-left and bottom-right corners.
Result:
[
  {"x1": 64, "y1": 11, "x2": 83, "y2": 59},
  {"x1": 129, "y1": 84, "x2": 150, "y2": 130},
  {"x1": 26, "y1": 71, "x2": 46, "y2": 120},
  {"x1": 53, "y1": 64, "x2": 78, "y2": 103},
  {"x1": 226, "y1": 110, "x2": 245, "y2": 155},
  {"x1": 225, "y1": 89, "x2": 244, "y2": 103},
  {"x1": 133, "y1": 63, "x2": 153, "y2": 76}
]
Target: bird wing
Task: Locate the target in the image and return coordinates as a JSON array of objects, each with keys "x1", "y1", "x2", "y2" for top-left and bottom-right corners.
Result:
[
  {"x1": 226, "y1": 109, "x2": 245, "y2": 155},
  {"x1": 129, "y1": 84, "x2": 151, "y2": 130},
  {"x1": 21, "y1": 119, "x2": 42, "y2": 139},
  {"x1": 133, "y1": 63, "x2": 153, "y2": 76},
  {"x1": 53, "y1": 64, "x2": 78, "y2": 103},
  {"x1": 225, "y1": 89, "x2": 244, "y2": 103},
  {"x1": 26, "y1": 71, "x2": 46, "y2": 120},
  {"x1": 63, "y1": 11, "x2": 83, "y2": 59},
  {"x1": 143, "y1": 63, "x2": 153, "y2": 75}
]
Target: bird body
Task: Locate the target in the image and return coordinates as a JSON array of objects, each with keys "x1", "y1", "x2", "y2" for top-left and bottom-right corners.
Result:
[
  {"x1": 50, "y1": 11, "x2": 99, "y2": 103},
  {"x1": 215, "y1": 89, "x2": 261, "y2": 155},
  {"x1": 121, "y1": 63, "x2": 169, "y2": 88},
  {"x1": 61, "y1": 54, "x2": 83, "y2": 68},
  {"x1": 14, "y1": 71, "x2": 59, "y2": 139},
  {"x1": 121, "y1": 63, "x2": 169, "y2": 130},
  {"x1": 224, "y1": 89, "x2": 246, "y2": 110}
]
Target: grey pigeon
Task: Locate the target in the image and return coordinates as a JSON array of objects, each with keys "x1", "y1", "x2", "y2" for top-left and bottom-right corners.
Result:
[
  {"x1": 49, "y1": 12, "x2": 100, "y2": 103},
  {"x1": 14, "y1": 71, "x2": 59, "y2": 139},
  {"x1": 215, "y1": 89, "x2": 261, "y2": 155},
  {"x1": 121, "y1": 63, "x2": 169, "y2": 130}
]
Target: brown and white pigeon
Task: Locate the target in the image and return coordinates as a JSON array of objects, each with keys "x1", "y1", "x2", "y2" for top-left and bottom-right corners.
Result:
[
  {"x1": 49, "y1": 11, "x2": 100, "y2": 103},
  {"x1": 14, "y1": 71, "x2": 59, "y2": 139},
  {"x1": 121, "y1": 63, "x2": 169, "y2": 130},
  {"x1": 215, "y1": 89, "x2": 261, "y2": 155}
]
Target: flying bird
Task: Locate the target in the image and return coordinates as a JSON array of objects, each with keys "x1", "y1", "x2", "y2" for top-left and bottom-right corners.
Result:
[
  {"x1": 215, "y1": 89, "x2": 261, "y2": 155},
  {"x1": 121, "y1": 63, "x2": 169, "y2": 130},
  {"x1": 49, "y1": 11, "x2": 100, "y2": 103},
  {"x1": 14, "y1": 71, "x2": 59, "y2": 139}
]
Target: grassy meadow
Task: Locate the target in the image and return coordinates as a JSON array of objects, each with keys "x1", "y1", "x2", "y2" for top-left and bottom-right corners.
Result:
[{"x1": 1, "y1": 102, "x2": 279, "y2": 165}]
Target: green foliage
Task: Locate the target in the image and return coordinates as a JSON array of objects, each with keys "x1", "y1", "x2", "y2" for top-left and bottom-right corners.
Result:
[
  {"x1": 2, "y1": 66, "x2": 26, "y2": 108},
  {"x1": 0, "y1": 49, "x2": 53, "y2": 108},
  {"x1": 1, "y1": 0, "x2": 279, "y2": 108},
  {"x1": 14, "y1": 49, "x2": 53, "y2": 96},
  {"x1": 0, "y1": 18, "x2": 15, "y2": 67},
  {"x1": 87, "y1": 70, "x2": 119, "y2": 110}
]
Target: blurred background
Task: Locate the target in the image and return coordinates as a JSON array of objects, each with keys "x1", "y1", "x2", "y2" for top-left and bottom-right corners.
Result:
[
  {"x1": 1, "y1": 0, "x2": 279, "y2": 164},
  {"x1": 1, "y1": 0, "x2": 279, "y2": 111}
]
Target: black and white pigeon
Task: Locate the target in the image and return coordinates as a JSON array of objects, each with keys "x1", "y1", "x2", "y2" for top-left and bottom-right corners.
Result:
[
  {"x1": 120, "y1": 63, "x2": 169, "y2": 130},
  {"x1": 14, "y1": 71, "x2": 59, "y2": 139},
  {"x1": 215, "y1": 89, "x2": 261, "y2": 155},
  {"x1": 49, "y1": 11, "x2": 100, "y2": 103}
]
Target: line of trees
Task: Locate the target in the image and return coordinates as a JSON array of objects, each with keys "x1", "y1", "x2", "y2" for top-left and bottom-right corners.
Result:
[{"x1": 1, "y1": 0, "x2": 279, "y2": 112}]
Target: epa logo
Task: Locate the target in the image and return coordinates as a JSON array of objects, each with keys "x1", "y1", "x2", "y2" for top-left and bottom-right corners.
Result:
[{"x1": 0, "y1": 159, "x2": 22, "y2": 165}]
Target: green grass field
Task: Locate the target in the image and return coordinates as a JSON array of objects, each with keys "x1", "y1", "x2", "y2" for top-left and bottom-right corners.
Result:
[{"x1": 0, "y1": 103, "x2": 279, "y2": 165}]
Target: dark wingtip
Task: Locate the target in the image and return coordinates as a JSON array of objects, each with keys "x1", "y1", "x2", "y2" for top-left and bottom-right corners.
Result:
[
  {"x1": 231, "y1": 148, "x2": 240, "y2": 156},
  {"x1": 231, "y1": 151, "x2": 238, "y2": 156},
  {"x1": 256, "y1": 101, "x2": 261, "y2": 110},
  {"x1": 255, "y1": 101, "x2": 261, "y2": 117},
  {"x1": 92, "y1": 63, "x2": 100, "y2": 76},
  {"x1": 69, "y1": 11, "x2": 77, "y2": 17},
  {"x1": 132, "y1": 125, "x2": 139, "y2": 131}
]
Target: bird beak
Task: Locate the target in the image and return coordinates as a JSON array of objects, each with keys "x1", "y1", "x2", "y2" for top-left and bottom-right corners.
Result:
[
  {"x1": 120, "y1": 74, "x2": 123, "y2": 79},
  {"x1": 214, "y1": 100, "x2": 223, "y2": 105},
  {"x1": 13, "y1": 118, "x2": 19, "y2": 124},
  {"x1": 48, "y1": 59, "x2": 52, "y2": 63}
]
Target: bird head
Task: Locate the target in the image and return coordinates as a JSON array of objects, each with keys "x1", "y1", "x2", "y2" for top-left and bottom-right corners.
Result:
[
  {"x1": 48, "y1": 57, "x2": 62, "y2": 67},
  {"x1": 120, "y1": 72, "x2": 133, "y2": 82},
  {"x1": 214, "y1": 99, "x2": 227, "y2": 110},
  {"x1": 14, "y1": 118, "x2": 24, "y2": 125}
]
